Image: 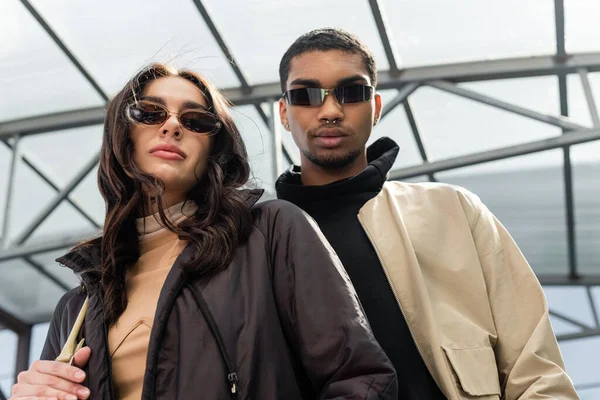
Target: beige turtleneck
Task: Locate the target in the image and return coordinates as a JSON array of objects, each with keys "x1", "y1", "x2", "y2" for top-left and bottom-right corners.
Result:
[{"x1": 108, "y1": 201, "x2": 197, "y2": 400}]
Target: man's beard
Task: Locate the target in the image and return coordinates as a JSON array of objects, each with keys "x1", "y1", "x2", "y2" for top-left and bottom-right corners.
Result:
[{"x1": 302, "y1": 147, "x2": 363, "y2": 170}]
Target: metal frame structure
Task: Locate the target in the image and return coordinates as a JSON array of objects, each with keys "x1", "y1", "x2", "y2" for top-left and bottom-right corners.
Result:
[{"x1": 1, "y1": 0, "x2": 599, "y2": 389}]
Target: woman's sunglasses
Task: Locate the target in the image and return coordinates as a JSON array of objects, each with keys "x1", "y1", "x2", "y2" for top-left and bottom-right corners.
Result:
[
  {"x1": 126, "y1": 100, "x2": 222, "y2": 135},
  {"x1": 283, "y1": 84, "x2": 374, "y2": 106}
]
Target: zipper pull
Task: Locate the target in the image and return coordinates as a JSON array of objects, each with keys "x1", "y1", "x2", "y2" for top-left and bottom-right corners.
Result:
[{"x1": 228, "y1": 372, "x2": 239, "y2": 394}]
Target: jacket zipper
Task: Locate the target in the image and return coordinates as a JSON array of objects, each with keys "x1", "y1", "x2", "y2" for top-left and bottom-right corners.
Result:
[
  {"x1": 188, "y1": 284, "x2": 239, "y2": 398},
  {"x1": 357, "y1": 214, "x2": 445, "y2": 396}
]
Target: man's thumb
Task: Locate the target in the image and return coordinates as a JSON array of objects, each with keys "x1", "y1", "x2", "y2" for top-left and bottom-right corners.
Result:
[{"x1": 73, "y1": 346, "x2": 91, "y2": 368}]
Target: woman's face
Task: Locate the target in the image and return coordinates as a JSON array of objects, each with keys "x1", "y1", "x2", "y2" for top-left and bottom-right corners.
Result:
[{"x1": 129, "y1": 76, "x2": 215, "y2": 204}]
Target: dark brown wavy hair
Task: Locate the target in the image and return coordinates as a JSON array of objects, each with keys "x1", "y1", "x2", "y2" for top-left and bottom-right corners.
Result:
[{"x1": 78, "y1": 63, "x2": 253, "y2": 325}]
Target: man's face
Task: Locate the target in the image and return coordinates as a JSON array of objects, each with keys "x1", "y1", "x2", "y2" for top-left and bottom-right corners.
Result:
[{"x1": 279, "y1": 50, "x2": 382, "y2": 170}]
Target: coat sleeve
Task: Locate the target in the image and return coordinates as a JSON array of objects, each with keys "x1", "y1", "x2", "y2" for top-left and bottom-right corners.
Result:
[
  {"x1": 458, "y1": 190, "x2": 579, "y2": 400},
  {"x1": 261, "y1": 200, "x2": 398, "y2": 400}
]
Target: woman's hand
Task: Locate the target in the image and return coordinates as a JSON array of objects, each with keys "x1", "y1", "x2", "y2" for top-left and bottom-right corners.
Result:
[{"x1": 10, "y1": 346, "x2": 91, "y2": 400}]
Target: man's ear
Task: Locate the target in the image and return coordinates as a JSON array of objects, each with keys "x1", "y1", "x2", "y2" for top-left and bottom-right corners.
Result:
[
  {"x1": 279, "y1": 98, "x2": 290, "y2": 131},
  {"x1": 373, "y1": 92, "x2": 382, "y2": 126}
]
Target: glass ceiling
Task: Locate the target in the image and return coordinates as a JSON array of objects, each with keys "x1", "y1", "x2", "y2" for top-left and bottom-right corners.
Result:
[{"x1": 0, "y1": 0, "x2": 599, "y2": 396}]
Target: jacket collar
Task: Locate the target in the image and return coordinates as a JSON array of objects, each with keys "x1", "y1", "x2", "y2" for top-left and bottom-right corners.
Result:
[
  {"x1": 275, "y1": 137, "x2": 399, "y2": 206},
  {"x1": 56, "y1": 189, "x2": 264, "y2": 279}
]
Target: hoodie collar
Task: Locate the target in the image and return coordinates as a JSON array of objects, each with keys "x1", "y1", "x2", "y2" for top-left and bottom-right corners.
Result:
[{"x1": 276, "y1": 137, "x2": 399, "y2": 207}]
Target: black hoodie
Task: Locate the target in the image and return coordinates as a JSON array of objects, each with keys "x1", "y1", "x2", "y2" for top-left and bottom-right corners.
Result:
[{"x1": 276, "y1": 137, "x2": 445, "y2": 400}]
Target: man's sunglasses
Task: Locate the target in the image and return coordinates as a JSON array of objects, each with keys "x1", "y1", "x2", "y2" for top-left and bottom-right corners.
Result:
[
  {"x1": 283, "y1": 84, "x2": 374, "y2": 106},
  {"x1": 126, "y1": 100, "x2": 222, "y2": 135}
]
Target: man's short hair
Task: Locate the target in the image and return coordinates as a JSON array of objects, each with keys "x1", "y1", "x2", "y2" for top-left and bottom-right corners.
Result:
[{"x1": 279, "y1": 28, "x2": 378, "y2": 93}]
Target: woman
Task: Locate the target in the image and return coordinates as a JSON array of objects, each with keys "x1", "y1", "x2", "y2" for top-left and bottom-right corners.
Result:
[{"x1": 11, "y1": 64, "x2": 397, "y2": 400}]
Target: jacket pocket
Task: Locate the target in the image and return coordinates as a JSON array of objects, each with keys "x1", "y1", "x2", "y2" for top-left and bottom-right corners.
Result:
[{"x1": 442, "y1": 346, "x2": 501, "y2": 399}]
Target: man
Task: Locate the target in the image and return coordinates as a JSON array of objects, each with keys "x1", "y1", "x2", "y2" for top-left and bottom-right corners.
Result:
[{"x1": 275, "y1": 28, "x2": 578, "y2": 399}]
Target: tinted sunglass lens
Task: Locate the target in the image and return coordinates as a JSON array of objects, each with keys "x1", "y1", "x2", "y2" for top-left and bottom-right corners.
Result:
[
  {"x1": 129, "y1": 103, "x2": 167, "y2": 124},
  {"x1": 181, "y1": 112, "x2": 218, "y2": 133},
  {"x1": 287, "y1": 88, "x2": 325, "y2": 106},
  {"x1": 336, "y1": 85, "x2": 373, "y2": 104},
  {"x1": 287, "y1": 89, "x2": 310, "y2": 106}
]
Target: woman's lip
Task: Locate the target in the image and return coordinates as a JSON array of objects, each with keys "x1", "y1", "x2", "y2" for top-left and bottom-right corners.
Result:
[{"x1": 150, "y1": 150, "x2": 185, "y2": 160}]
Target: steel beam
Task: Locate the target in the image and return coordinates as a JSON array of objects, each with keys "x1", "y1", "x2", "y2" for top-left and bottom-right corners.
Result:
[
  {"x1": 0, "y1": 230, "x2": 97, "y2": 263},
  {"x1": 1, "y1": 141, "x2": 101, "y2": 229},
  {"x1": 12, "y1": 153, "x2": 99, "y2": 246},
  {"x1": 223, "y1": 53, "x2": 600, "y2": 104},
  {"x1": 588, "y1": 286, "x2": 600, "y2": 328},
  {"x1": 253, "y1": 104, "x2": 294, "y2": 166},
  {"x1": 15, "y1": 326, "x2": 32, "y2": 382},
  {"x1": 428, "y1": 80, "x2": 589, "y2": 131},
  {"x1": 267, "y1": 103, "x2": 284, "y2": 182},
  {"x1": 19, "y1": 0, "x2": 107, "y2": 101},
  {"x1": 578, "y1": 68, "x2": 600, "y2": 127},
  {"x1": 24, "y1": 256, "x2": 71, "y2": 292},
  {"x1": 1, "y1": 135, "x2": 20, "y2": 248},
  {"x1": 368, "y1": 0, "x2": 401, "y2": 73},
  {"x1": 557, "y1": 328, "x2": 600, "y2": 341},
  {"x1": 402, "y1": 100, "x2": 435, "y2": 182},
  {"x1": 554, "y1": 0, "x2": 566, "y2": 58},
  {"x1": 540, "y1": 275, "x2": 600, "y2": 286},
  {"x1": 389, "y1": 128, "x2": 600, "y2": 180},
  {"x1": 558, "y1": 74, "x2": 579, "y2": 281},
  {"x1": 554, "y1": 0, "x2": 579, "y2": 282},
  {"x1": 549, "y1": 309, "x2": 595, "y2": 331},
  {"x1": 0, "y1": 306, "x2": 28, "y2": 335},
  {"x1": 0, "y1": 107, "x2": 105, "y2": 139},
  {"x1": 575, "y1": 381, "x2": 600, "y2": 392},
  {"x1": 380, "y1": 83, "x2": 419, "y2": 119},
  {"x1": 5, "y1": 54, "x2": 600, "y2": 138}
]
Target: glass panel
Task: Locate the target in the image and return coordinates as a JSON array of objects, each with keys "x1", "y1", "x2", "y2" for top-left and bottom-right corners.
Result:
[
  {"x1": 0, "y1": 329, "x2": 16, "y2": 394},
  {"x1": 578, "y1": 387, "x2": 600, "y2": 399},
  {"x1": 31, "y1": 249, "x2": 80, "y2": 289},
  {"x1": 461, "y1": 76, "x2": 560, "y2": 117},
  {"x1": 19, "y1": 126, "x2": 103, "y2": 185},
  {"x1": 230, "y1": 105, "x2": 275, "y2": 189},
  {"x1": 560, "y1": 337, "x2": 600, "y2": 394},
  {"x1": 0, "y1": 0, "x2": 103, "y2": 122},
  {"x1": 30, "y1": 322, "x2": 51, "y2": 361},
  {"x1": 27, "y1": 202, "x2": 98, "y2": 243},
  {"x1": 436, "y1": 150, "x2": 568, "y2": 275},
  {"x1": 281, "y1": 131, "x2": 301, "y2": 169},
  {"x1": 384, "y1": 0, "x2": 555, "y2": 67},
  {"x1": 71, "y1": 165, "x2": 106, "y2": 225},
  {"x1": 544, "y1": 287, "x2": 597, "y2": 328},
  {"x1": 0, "y1": 259, "x2": 66, "y2": 323},
  {"x1": 571, "y1": 141, "x2": 600, "y2": 275},
  {"x1": 30, "y1": 0, "x2": 240, "y2": 93},
  {"x1": 6, "y1": 128, "x2": 102, "y2": 243},
  {"x1": 0, "y1": 377, "x2": 12, "y2": 398},
  {"x1": 410, "y1": 85, "x2": 562, "y2": 161},
  {"x1": 7, "y1": 152, "x2": 66, "y2": 242},
  {"x1": 204, "y1": 0, "x2": 390, "y2": 84},
  {"x1": 565, "y1": 0, "x2": 600, "y2": 53},
  {"x1": 372, "y1": 90, "x2": 424, "y2": 169}
]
